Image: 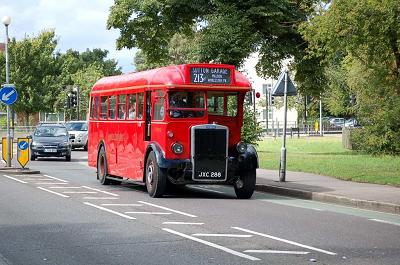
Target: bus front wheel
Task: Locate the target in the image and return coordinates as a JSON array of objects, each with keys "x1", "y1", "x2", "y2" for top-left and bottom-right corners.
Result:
[
  {"x1": 145, "y1": 151, "x2": 166, "y2": 198},
  {"x1": 234, "y1": 168, "x2": 256, "y2": 199},
  {"x1": 97, "y1": 146, "x2": 112, "y2": 185}
]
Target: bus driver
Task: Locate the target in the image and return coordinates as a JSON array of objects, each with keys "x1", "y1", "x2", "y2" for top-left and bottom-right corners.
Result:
[{"x1": 169, "y1": 92, "x2": 187, "y2": 118}]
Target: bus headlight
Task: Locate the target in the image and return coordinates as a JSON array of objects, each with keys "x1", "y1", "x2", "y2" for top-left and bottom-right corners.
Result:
[
  {"x1": 236, "y1": 142, "x2": 247, "y2": 153},
  {"x1": 172, "y1": 142, "x2": 184, "y2": 154}
]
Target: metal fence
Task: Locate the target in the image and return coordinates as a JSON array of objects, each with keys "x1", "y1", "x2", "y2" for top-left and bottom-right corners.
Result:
[
  {"x1": 263, "y1": 120, "x2": 343, "y2": 137},
  {"x1": 0, "y1": 126, "x2": 36, "y2": 140}
]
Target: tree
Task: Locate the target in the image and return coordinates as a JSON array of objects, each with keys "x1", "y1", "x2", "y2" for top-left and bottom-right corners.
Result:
[
  {"x1": 71, "y1": 64, "x2": 103, "y2": 118},
  {"x1": 55, "y1": 48, "x2": 122, "y2": 115},
  {"x1": 0, "y1": 30, "x2": 59, "y2": 126},
  {"x1": 108, "y1": 0, "x2": 318, "y2": 79},
  {"x1": 301, "y1": 0, "x2": 400, "y2": 154},
  {"x1": 134, "y1": 33, "x2": 199, "y2": 71}
]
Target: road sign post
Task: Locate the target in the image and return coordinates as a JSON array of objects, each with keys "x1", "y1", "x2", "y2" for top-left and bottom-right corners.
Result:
[
  {"x1": 271, "y1": 70, "x2": 297, "y2": 182},
  {"x1": 0, "y1": 84, "x2": 18, "y2": 167},
  {"x1": 17, "y1": 138, "x2": 29, "y2": 168}
]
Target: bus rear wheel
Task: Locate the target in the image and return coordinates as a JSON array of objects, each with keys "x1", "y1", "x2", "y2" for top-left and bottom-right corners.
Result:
[
  {"x1": 145, "y1": 151, "x2": 166, "y2": 198},
  {"x1": 234, "y1": 168, "x2": 256, "y2": 199},
  {"x1": 97, "y1": 146, "x2": 112, "y2": 185}
]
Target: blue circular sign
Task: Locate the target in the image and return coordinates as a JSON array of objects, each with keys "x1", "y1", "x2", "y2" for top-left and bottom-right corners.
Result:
[
  {"x1": 0, "y1": 85, "x2": 18, "y2": 105},
  {"x1": 18, "y1": 140, "x2": 28, "y2": 150}
]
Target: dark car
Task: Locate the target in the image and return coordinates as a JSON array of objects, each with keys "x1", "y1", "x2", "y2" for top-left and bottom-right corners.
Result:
[{"x1": 30, "y1": 124, "x2": 73, "y2": 161}]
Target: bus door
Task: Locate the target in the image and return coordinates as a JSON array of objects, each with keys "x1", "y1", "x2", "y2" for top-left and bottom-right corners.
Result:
[{"x1": 145, "y1": 91, "x2": 151, "y2": 141}]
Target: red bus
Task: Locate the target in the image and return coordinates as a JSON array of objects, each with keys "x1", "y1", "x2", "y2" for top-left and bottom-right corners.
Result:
[{"x1": 88, "y1": 64, "x2": 258, "y2": 198}]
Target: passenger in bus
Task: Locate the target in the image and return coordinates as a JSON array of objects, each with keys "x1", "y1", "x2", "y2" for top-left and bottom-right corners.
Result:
[
  {"x1": 118, "y1": 106, "x2": 126, "y2": 119},
  {"x1": 128, "y1": 105, "x2": 136, "y2": 119}
]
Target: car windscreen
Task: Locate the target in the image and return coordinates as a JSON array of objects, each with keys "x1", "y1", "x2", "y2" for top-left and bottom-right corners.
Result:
[
  {"x1": 66, "y1": 122, "x2": 87, "y2": 131},
  {"x1": 34, "y1": 127, "x2": 68, "y2": 137}
]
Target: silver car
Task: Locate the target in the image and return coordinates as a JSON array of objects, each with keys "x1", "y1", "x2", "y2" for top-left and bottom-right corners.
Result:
[{"x1": 65, "y1": 121, "x2": 88, "y2": 150}]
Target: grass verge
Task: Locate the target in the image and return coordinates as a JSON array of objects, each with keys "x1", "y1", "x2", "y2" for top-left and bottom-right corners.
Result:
[{"x1": 257, "y1": 136, "x2": 400, "y2": 187}]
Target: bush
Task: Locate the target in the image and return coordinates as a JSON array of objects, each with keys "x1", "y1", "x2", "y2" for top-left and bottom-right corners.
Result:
[{"x1": 241, "y1": 105, "x2": 263, "y2": 145}]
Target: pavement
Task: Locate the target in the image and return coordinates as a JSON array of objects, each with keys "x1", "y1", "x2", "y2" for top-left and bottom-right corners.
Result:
[{"x1": 256, "y1": 169, "x2": 400, "y2": 215}]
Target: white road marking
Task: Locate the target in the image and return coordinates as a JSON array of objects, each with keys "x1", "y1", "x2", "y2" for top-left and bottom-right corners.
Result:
[
  {"x1": 163, "y1": 222, "x2": 204, "y2": 225},
  {"x1": 83, "y1": 197, "x2": 119, "y2": 200},
  {"x1": 163, "y1": 228, "x2": 260, "y2": 261},
  {"x1": 190, "y1": 186, "x2": 226, "y2": 194},
  {"x1": 35, "y1": 182, "x2": 68, "y2": 185},
  {"x1": 232, "y1": 227, "x2": 337, "y2": 256},
  {"x1": 63, "y1": 191, "x2": 97, "y2": 194},
  {"x1": 101, "y1": 204, "x2": 143, "y2": 207},
  {"x1": 3, "y1": 175, "x2": 27, "y2": 184},
  {"x1": 81, "y1": 186, "x2": 119, "y2": 197},
  {"x1": 244, "y1": 250, "x2": 309, "y2": 255},
  {"x1": 192, "y1": 234, "x2": 252, "y2": 238},
  {"x1": 37, "y1": 187, "x2": 69, "y2": 198},
  {"x1": 138, "y1": 201, "x2": 197, "y2": 218},
  {"x1": 369, "y1": 219, "x2": 400, "y2": 226},
  {"x1": 50, "y1": 186, "x2": 82, "y2": 189},
  {"x1": 124, "y1": 211, "x2": 171, "y2": 215},
  {"x1": 23, "y1": 178, "x2": 54, "y2": 181},
  {"x1": 43, "y1": 175, "x2": 68, "y2": 183},
  {"x1": 83, "y1": 202, "x2": 136, "y2": 220}
]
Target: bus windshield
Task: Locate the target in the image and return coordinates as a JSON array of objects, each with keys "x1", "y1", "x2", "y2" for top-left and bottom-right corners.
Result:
[{"x1": 168, "y1": 91, "x2": 205, "y2": 118}]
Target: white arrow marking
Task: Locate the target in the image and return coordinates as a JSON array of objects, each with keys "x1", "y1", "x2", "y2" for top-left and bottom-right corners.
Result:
[
  {"x1": 2, "y1": 89, "x2": 15, "y2": 101},
  {"x1": 20, "y1": 142, "x2": 27, "y2": 149}
]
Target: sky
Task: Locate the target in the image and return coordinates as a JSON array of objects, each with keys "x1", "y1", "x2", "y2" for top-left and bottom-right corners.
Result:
[{"x1": 0, "y1": 0, "x2": 136, "y2": 73}]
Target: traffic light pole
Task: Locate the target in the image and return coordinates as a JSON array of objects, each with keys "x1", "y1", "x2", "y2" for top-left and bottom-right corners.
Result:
[
  {"x1": 76, "y1": 86, "x2": 80, "y2": 120},
  {"x1": 265, "y1": 90, "x2": 268, "y2": 135}
]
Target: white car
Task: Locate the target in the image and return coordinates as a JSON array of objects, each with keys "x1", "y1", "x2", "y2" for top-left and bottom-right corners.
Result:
[{"x1": 65, "y1": 121, "x2": 88, "y2": 150}]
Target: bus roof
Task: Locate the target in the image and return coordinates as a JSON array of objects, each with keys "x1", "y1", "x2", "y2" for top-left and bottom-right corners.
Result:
[{"x1": 91, "y1": 64, "x2": 252, "y2": 94}]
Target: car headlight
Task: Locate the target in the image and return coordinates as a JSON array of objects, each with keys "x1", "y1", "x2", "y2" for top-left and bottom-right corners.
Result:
[
  {"x1": 236, "y1": 142, "x2": 247, "y2": 153},
  {"x1": 172, "y1": 142, "x2": 184, "y2": 154},
  {"x1": 59, "y1": 142, "x2": 70, "y2": 148},
  {"x1": 31, "y1": 141, "x2": 42, "y2": 148}
]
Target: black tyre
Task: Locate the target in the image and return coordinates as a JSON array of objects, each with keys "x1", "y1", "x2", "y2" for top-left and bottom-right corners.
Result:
[
  {"x1": 145, "y1": 151, "x2": 166, "y2": 197},
  {"x1": 234, "y1": 168, "x2": 256, "y2": 199},
  {"x1": 83, "y1": 142, "x2": 88, "y2": 151},
  {"x1": 97, "y1": 146, "x2": 112, "y2": 185},
  {"x1": 30, "y1": 154, "x2": 36, "y2": 161},
  {"x1": 65, "y1": 154, "x2": 71, "y2": 161}
]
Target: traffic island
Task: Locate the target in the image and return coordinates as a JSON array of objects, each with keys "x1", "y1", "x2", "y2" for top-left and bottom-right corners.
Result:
[{"x1": 0, "y1": 167, "x2": 40, "y2": 174}]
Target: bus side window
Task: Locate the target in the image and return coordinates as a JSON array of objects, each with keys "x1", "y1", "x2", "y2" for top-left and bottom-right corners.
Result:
[
  {"x1": 137, "y1": 93, "x2": 144, "y2": 119},
  {"x1": 93, "y1": 97, "x2": 99, "y2": 119},
  {"x1": 118, "y1": 95, "x2": 126, "y2": 120},
  {"x1": 100, "y1": 96, "x2": 108, "y2": 119},
  {"x1": 128, "y1": 94, "x2": 136, "y2": 120},
  {"x1": 109, "y1": 96, "x2": 116, "y2": 120},
  {"x1": 153, "y1": 90, "x2": 165, "y2": 120},
  {"x1": 90, "y1": 97, "x2": 94, "y2": 119}
]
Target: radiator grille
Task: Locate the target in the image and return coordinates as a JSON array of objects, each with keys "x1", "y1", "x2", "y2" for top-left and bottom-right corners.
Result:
[{"x1": 191, "y1": 125, "x2": 228, "y2": 181}]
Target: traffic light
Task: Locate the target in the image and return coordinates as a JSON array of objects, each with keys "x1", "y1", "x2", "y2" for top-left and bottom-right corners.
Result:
[
  {"x1": 70, "y1": 90, "x2": 77, "y2": 107},
  {"x1": 349, "y1": 95, "x2": 356, "y2": 105},
  {"x1": 270, "y1": 96, "x2": 275, "y2": 105}
]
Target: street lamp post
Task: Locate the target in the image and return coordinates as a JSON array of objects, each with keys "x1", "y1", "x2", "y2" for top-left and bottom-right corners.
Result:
[{"x1": 2, "y1": 16, "x2": 12, "y2": 167}]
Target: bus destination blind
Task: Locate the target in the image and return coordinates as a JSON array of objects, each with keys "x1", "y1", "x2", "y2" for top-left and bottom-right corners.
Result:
[{"x1": 190, "y1": 67, "x2": 231, "y2": 85}]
